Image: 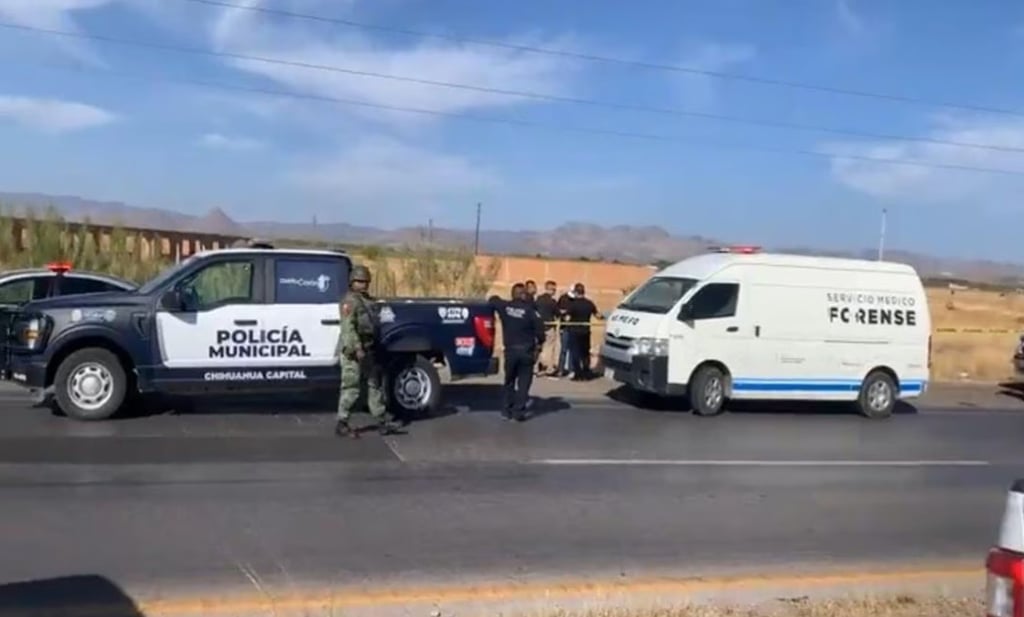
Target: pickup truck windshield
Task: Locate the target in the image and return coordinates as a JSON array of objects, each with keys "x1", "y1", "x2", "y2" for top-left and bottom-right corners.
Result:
[
  {"x1": 619, "y1": 276, "x2": 698, "y2": 314},
  {"x1": 137, "y1": 255, "x2": 200, "y2": 295}
]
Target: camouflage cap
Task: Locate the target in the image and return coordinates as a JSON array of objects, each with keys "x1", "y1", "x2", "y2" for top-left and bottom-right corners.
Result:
[{"x1": 350, "y1": 265, "x2": 372, "y2": 283}]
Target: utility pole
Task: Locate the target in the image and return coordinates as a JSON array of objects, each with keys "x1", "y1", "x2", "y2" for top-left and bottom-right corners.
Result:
[
  {"x1": 877, "y1": 207, "x2": 887, "y2": 261},
  {"x1": 473, "y1": 202, "x2": 481, "y2": 255},
  {"x1": 428, "y1": 218, "x2": 434, "y2": 244}
]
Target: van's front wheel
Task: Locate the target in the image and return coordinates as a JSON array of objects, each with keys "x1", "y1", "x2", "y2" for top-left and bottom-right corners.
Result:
[
  {"x1": 689, "y1": 365, "x2": 727, "y2": 417},
  {"x1": 857, "y1": 371, "x2": 897, "y2": 419}
]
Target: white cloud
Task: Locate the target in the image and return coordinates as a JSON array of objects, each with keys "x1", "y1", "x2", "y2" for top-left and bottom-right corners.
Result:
[
  {"x1": 835, "y1": 0, "x2": 866, "y2": 36},
  {"x1": 208, "y1": 1, "x2": 583, "y2": 127},
  {"x1": 0, "y1": 0, "x2": 112, "y2": 28},
  {"x1": 674, "y1": 42, "x2": 756, "y2": 109},
  {"x1": 289, "y1": 137, "x2": 498, "y2": 210},
  {"x1": 825, "y1": 117, "x2": 1024, "y2": 205},
  {"x1": 0, "y1": 0, "x2": 116, "y2": 63},
  {"x1": 198, "y1": 132, "x2": 265, "y2": 151},
  {"x1": 0, "y1": 95, "x2": 116, "y2": 133}
]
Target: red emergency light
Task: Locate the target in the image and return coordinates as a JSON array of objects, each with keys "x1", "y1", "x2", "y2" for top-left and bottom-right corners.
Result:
[
  {"x1": 710, "y1": 245, "x2": 761, "y2": 254},
  {"x1": 46, "y1": 262, "x2": 73, "y2": 274}
]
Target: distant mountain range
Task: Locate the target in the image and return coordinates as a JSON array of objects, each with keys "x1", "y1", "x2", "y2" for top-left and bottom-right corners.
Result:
[{"x1": 2, "y1": 191, "x2": 1022, "y2": 284}]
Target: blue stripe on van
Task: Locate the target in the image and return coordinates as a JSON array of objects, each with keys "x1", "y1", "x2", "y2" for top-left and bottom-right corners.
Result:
[{"x1": 732, "y1": 379, "x2": 925, "y2": 393}]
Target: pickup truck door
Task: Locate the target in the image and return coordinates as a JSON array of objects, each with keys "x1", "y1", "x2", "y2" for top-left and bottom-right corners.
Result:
[
  {"x1": 262, "y1": 256, "x2": 348, "y2": 368},
  {"x1": 155, "y1": 256, "x2": 267, "y2": 369}
]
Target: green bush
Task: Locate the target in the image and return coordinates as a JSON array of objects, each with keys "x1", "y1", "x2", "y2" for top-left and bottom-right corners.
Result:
[
  {"x1": 0, "y1": 205, "x2": 502, "y2": 299},
  {"x1": 0, "y1": 204, "x2": 169, "y2": 282}
]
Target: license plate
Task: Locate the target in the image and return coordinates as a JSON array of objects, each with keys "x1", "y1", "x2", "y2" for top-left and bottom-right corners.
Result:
[{"x1": 604, "y1": 367, "x2": 615, "y2": 380}]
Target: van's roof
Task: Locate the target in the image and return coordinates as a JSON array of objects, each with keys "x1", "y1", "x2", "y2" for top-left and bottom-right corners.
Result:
[{"x1": 658, "y1": 252, "x2": 919, "y2": 280}]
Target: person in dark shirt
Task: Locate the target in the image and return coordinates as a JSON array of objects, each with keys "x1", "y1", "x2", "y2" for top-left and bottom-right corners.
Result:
[
  {"x1": 533, "y1": 280, "x2": 559, "y2": 376},
  {"x1": 565, "y1": 283, "x2": 602, "y2": 381},
  {"x1": 555, "y1": 286, "x2": 576, "y2": 377},
  {"x1": 489, "y1": 282, "x2": 545, "y2": 421},
  {"x1": 524, "y1": 279, "x2": 537, "y2": 303}
]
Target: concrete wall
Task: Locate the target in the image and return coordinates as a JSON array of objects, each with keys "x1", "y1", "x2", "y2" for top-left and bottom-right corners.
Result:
[
  {"x1": 7, "y1": 217, "x2": 248, "y2": 261},
  {"x1": 482, "y1": 255, "x2": 655, "y2": 311}
]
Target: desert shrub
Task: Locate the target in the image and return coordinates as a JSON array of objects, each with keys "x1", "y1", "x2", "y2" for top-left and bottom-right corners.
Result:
[
  {"x1": 396, "y1": 243, "x2": 500, "y2": 298},
  {"x1": 0, "y1": 205, "x2": 501, "y2": 300},
  {"x1": 0, "y1": 204, "x2": 169, "y2": 282}
]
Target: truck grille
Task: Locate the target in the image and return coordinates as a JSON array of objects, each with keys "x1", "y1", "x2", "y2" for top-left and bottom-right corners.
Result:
[{"x1": 603, "y1": 332, "x2": 634, "y2": 351}]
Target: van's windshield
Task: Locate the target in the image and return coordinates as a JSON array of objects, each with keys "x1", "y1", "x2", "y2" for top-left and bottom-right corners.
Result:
[{"x1": 619, "y1": 276, "x2": 699, "y2": 314}]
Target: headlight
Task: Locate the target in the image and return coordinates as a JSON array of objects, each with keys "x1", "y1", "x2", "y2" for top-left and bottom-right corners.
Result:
[
  {"x1": 631, "y1": 337, "x2": 668, "y2": 356},
  {"x1": 23, "y1": 318, "x2": 40, "y2": 349}
]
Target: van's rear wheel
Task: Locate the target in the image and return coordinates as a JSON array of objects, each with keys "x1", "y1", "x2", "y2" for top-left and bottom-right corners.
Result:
[
  {"x1": 689, "y1": 365, "x2": 727, "y2": 417},
  {"x1": 857, "y1": 371, "x2": 897, "y2": 419},
  {"x1": 52, "y1": 348, "x2": 127, "y2": 421}
]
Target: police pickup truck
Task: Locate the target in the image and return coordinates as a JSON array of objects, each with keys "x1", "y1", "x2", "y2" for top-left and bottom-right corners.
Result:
[{"x1": 4, "y1": 244, "x2": 498, "y2": 421}]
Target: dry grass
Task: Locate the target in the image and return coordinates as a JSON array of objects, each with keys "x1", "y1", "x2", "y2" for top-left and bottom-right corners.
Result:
[
  {"x1": 928, "y1": 287, "x2": 1022, "y2": 382},
  {"x1": 545, "y1": 595, "x2": 982, "y2": 617},
  {"x1": 1, "y1": 204, "x2": 1021, "y2": 383},
  {"x1": 0, "y1": 206, "x2": 502, "y2": 298}
]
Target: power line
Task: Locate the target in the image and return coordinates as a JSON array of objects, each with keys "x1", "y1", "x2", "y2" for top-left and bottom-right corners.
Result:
[
  {"x1": 4, "y1": 20, "x2": 1024, "y2": 155},
  {"x1": 181, "y1": 0, "x2": 1024, "y2": 118},
  {"x1": 22, "y1": 59, "x2": 1024, "y2": 179}
]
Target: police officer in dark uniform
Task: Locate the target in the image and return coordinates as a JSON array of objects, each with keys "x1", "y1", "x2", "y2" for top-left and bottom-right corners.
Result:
[{"x1": 489, "y1": 282, "x2": 545, "y2": 421}]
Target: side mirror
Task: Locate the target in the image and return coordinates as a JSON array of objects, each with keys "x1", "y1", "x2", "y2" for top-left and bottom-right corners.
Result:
[
  {"x1": 159, "y1": 288, "x2": 183, "y2": 311},
  {"x1": 678, "y1": 303, "x2": 693, "y2": 322}
]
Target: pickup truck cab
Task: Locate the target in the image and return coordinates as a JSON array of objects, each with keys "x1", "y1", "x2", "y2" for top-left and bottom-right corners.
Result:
[{"x1": 5, "y1": 245, "x2": 497, "y2": 421}]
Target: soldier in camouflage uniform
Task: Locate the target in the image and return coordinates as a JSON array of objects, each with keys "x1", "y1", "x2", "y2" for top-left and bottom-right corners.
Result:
[{"x1": 335, "y1": 265, "x2": 402, "y2": 438}]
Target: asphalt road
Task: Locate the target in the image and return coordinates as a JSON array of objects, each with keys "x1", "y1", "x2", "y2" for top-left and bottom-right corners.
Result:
[{"x1": 0, "y1": 382, "x2": 1022, "y2": 602}]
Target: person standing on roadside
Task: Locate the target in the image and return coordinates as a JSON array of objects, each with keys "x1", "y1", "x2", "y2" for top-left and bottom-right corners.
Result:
[
  {"x1": 489, "y1": 282, "x2": 545, "y2": 421},
  {"x1": 524, "y1": 279, "x2": 538, "y2": 303},
  {"x1": 335, "y1": 265, "x2": 403, "y2": 438},
  {"x1": 555, "y1": 284, "x2": 577, "y2": 378},
  {"x1": 566, "y1": 283, "x2": 602, "y2": 381},
  {"x1": 534, "y1": 280, "x2": 559, "y2": 376}
]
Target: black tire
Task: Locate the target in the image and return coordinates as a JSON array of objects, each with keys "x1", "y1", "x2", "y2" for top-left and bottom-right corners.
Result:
[
  {"x1": 857, "y1": 370, "x2": 897, "y2": 419},
  {"x1": 387, "y1": 355, "x2": 442, "y2": 420},
  {"x1": 52, "y1": 348, "x2": 128, "y2": 421},
  {"x1": 689, "y1": 365, "x2": 728, "y2": 417}
]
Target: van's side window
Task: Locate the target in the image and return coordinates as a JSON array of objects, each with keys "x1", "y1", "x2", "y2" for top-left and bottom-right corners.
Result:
[{"x1": 688, "y1": 283, "x2": 739, "y2": 320}]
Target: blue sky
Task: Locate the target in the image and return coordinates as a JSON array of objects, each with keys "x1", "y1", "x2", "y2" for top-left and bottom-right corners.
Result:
[{"x1": 0, "y1": 0, "x2": 1023, "y2": 260}]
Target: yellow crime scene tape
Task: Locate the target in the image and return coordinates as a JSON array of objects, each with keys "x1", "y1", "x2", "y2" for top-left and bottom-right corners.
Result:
[{"x1": 934, "y1": 327, "x2": 1023, "y2": 334}]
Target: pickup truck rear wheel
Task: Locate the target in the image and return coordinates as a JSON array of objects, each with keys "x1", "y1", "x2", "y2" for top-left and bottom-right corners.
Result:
[
  {"x1": 388, "y1": 355, "x2": 441, "y2": 419},
  {"x1": 53, "y1": 348, "x2": 128, "y2": 421}
]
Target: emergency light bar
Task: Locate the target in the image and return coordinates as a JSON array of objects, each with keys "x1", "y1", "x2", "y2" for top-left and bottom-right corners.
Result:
[
  {"x1": 46, "y1": 262, "x2": 72, "y2": 273},
  {"x1": 709, "y1": 245, "x2": 761, "y2": 254}
]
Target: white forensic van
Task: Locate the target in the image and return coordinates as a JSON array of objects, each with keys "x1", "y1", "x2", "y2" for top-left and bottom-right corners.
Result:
[{"x1": 599, "y1": 246, "x2": 931, "y2": 418}]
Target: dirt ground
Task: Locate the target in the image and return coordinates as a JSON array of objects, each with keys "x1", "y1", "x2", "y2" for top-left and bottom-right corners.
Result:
[
  {"x1": 545, "y1": 596, "x2": 982, "y2": 617},
  {"x1": 928, "y1": 287, "x2": 1023, "y2": 382}
]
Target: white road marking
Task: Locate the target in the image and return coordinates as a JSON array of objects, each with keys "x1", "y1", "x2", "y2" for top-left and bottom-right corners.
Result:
[
  {"x1": 533, "y1": 458, "x2": 991, "y2": 467},
  {"x1": 384, "y1": 438, "x2": 407, "y2": 462}
]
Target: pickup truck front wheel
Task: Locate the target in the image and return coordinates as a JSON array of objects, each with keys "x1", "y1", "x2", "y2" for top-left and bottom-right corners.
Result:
[
  {"x1": 52, "y1": 348, "x2": 128, "y2": 421},
  {"x1": 388, "y1": 355, "x2": 441, "y2": 419}
]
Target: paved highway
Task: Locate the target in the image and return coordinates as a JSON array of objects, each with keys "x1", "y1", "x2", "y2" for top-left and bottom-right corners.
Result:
[{"x1": 0, "y1": 382, "x2": 1022, "y2": 603}]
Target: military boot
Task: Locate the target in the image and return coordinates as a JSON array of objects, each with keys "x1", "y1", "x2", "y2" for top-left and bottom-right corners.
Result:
[
  {"x1": 377, "y1": 418, "x2": 403, "y2": 436},
  {"x1": 335, "y1": 419, "x2": 357, "y2": 439}
]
